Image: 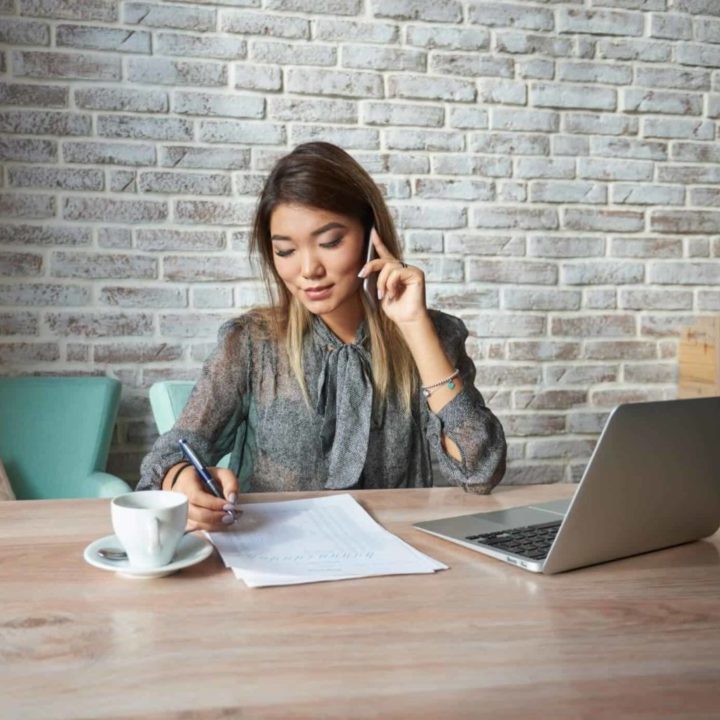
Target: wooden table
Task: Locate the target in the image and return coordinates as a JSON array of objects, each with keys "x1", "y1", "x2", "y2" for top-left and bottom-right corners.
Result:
[{"x1": 2, "y1": 485, "x2": 719, "y2": 719}]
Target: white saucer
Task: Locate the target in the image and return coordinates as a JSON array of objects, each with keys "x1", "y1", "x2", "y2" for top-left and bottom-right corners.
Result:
[{"x1": 84, "y1": 533, "x2": 214, "y2": 579}]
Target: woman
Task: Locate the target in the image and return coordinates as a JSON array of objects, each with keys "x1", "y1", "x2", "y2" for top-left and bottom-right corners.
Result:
[{"x1": 138, "y1": 142, "x2": 506, "y2": 530}]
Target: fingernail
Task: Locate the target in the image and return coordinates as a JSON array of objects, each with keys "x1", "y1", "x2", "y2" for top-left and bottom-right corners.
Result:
[
  {"x1": 223, "y1": 503, "x2": 234, "y2": 512},
  {"x1": 228, "y1": 492, "x2": 237, "y2": 504},
  {"x1": 221, "y1": 513, "x2": 235, "y2": 525},
  {"x1": 377, "y1": 289, "x2": 384, "y2": 300},
  {"x1": 358, "y1": 267, "x2": 367, "y2": 278}
]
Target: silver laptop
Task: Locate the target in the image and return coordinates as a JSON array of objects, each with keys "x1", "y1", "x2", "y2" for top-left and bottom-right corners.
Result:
[{"x1": 415, "y1": 397, "x2": 720, "y2": 574}]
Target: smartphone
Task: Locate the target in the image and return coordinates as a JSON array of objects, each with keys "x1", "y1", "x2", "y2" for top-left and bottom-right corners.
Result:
[{"x1": 362, "y1": 226, "x2": 379, "y2": 309}]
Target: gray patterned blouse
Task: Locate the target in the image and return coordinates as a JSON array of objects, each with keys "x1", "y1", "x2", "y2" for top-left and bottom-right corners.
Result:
[{"x1": 137, "y1": 309, "x2": 507, "y2": 494}]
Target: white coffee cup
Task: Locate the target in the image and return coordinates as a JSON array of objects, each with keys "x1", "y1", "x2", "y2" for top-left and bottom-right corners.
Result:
[{"x1": 111, "y1": 491, "x2": 188, "y2": 569}]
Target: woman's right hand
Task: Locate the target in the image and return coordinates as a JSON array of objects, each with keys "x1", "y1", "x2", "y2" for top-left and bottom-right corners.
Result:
[{"x1": 162, "y1": 463, "x2": 240, "y2": 531}]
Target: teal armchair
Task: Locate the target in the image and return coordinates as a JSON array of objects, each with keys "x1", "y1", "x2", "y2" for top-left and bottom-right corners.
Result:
[
  {"x1": 149, "y1": 381, "x2": 230, "y2": 468},
  {"x1": 0, "y1": 377, "x2": 132, "y2": 499}
]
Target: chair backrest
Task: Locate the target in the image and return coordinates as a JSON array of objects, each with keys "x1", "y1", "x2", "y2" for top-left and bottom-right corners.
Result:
[
  {"x1": 0, "y1": 376, "x2": 121, "y2": 499},
  {"x1": 149, "y1": 381, "x2": 195, "y2": 435},
  {"x1": 149, "y1": 381, "x2": 230, "y2": 468}
]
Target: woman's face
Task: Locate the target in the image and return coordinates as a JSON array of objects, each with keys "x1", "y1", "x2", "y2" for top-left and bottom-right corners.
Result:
[{"x1": 269, "y1": 203, "x2": 366, "y2": 317}]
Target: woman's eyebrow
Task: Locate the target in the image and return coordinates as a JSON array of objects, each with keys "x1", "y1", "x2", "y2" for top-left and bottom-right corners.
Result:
[{"x1": 271, "y1": 222, "x2": 347, "y2": 242}]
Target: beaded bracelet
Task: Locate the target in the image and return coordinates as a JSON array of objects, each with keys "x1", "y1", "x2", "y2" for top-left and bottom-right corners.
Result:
[
  {"x1": 168, "y1": 461, "x2": 193, "y2": 490},
  {"x1": 421, "y1": 368, "x2": 460, "y2": 398}
]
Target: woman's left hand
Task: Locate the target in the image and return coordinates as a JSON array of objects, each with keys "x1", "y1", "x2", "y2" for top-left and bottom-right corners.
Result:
[{"x1": 358, "y1": 228, "x2": 428, "y2": 326}]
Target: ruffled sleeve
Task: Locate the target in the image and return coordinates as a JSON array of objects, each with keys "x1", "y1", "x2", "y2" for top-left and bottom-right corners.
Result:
[
  {"x1": 423, "y1": 311, "x2": 507, "y2": 494},
  {"x1": 136, "y1": 314, "x2": 255, "y2": 490}
]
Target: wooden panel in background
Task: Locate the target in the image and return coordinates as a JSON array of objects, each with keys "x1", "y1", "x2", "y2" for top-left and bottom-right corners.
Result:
[{"x1": 678, "y1": 317, "x2": 720, "y2": 398}]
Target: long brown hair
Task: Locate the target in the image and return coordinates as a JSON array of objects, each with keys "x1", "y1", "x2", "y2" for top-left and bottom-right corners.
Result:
[{"x1": 249, "y1": 142, "x2": 416, "y2": 412}]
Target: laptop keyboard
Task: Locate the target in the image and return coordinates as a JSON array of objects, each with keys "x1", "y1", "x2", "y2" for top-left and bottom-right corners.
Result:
[{"x1": 465, "y1": 520, "x2": 562, "y2": 561}]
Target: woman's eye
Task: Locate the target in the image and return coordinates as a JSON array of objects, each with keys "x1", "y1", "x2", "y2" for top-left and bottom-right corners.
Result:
[
  {"x1": 274, "y1": 248, "x2": 294, "y2": 258},
  {"x1": 320, "y1": 236, "x2": 343, "y2": 249}
]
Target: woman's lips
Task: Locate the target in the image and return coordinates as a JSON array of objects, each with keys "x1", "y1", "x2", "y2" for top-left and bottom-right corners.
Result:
[{"x1": 304, "y1": 284, "x2": 334, "y2": 301}]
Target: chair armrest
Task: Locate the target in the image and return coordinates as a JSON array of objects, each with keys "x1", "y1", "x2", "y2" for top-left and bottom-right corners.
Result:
[{"x1": 83, "y1": 471, "x2": 133, "y2": 498}]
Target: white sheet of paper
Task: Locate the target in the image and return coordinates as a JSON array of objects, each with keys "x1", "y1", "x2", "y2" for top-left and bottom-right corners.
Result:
[{"x1": 207, "y1": 493, "x2": 447, "y2": 587}]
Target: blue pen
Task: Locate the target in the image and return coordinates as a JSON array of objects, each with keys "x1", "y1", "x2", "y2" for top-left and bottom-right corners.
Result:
[{"x1": 178, "y1": 438, "x2": 225, "y2": 499}]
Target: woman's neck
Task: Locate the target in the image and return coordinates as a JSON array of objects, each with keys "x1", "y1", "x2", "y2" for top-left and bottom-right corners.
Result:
[{"x1": 319, "y1": 294, "x2": 364, "y2": 344}]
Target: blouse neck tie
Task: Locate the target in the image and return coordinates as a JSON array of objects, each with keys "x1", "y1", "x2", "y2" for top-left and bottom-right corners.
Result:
[{"x1": 313, "y1": 318, "x2": 373, "y2": 490}]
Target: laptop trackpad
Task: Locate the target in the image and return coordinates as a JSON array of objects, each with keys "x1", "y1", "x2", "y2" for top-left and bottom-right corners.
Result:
[
  {"x1": 527, "y1": 499, "x2": 572, "y2": 516},
  {"x1": 475, "y1": 505, "x2": 566, "y2": 530},
  {"x1": 417, "y1": 503, "x2": 568, "y2": 538}
]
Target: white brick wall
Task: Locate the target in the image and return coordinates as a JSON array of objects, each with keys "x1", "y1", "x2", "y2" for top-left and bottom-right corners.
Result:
[{"x1": 0, "y1": 0, "x2": 718, "y2": 486}]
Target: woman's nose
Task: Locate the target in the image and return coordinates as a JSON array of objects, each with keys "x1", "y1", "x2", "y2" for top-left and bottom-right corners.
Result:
[{"x1": 300, "y1": 250, "x2": 324, "y2": 279}]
